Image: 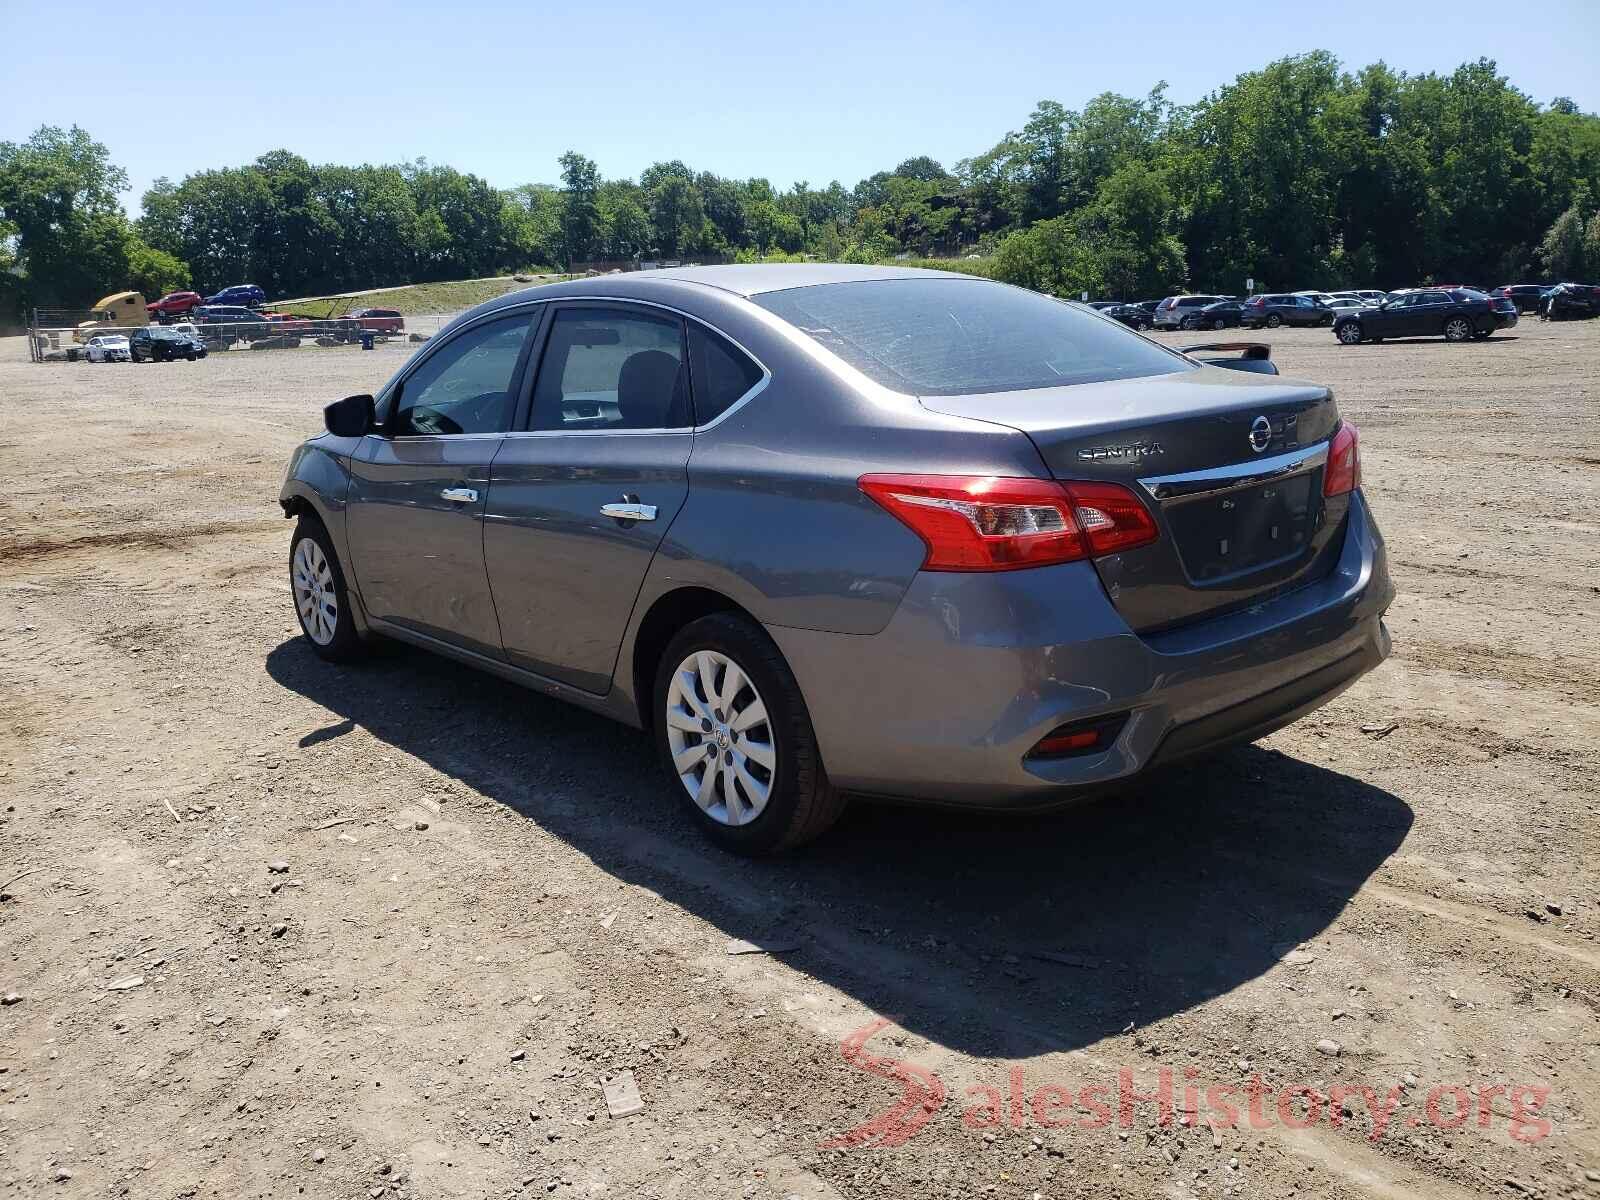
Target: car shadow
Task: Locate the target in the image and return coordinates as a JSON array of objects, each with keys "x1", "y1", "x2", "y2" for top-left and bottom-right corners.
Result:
[{"x1": 266, "y1": 638, "x2": 1412, "y2": 1059}]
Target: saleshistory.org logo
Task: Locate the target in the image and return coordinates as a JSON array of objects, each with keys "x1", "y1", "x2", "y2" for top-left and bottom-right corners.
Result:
[{"x1": 820, "y1": 1019, "x2": 1553, "y2": 1149}]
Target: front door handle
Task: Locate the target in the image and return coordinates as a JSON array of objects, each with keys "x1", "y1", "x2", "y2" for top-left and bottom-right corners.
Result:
[
  {"x1": 600, "y1": 501, "x2": 657, "y2": 522},
  {"x1": 441, "y1": 487, "x2": 479, "y2": 503}
]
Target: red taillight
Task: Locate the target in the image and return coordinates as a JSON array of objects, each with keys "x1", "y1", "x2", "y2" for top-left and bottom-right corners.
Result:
[
  {"x1": 858, "y1": 474, "x2": 1158, "y2": 572},
  {"x1": 1323, "y1": 423, "x2": 1360, "y2": 497}
]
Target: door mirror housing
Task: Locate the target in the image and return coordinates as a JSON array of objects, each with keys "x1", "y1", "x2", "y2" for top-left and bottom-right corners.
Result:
[{"x1": 325, "y1": 393, "x2": 375, "y2": 438}]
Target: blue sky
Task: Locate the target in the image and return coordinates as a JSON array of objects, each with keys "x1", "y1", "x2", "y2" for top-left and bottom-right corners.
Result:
[{"x1": 3, "y1": 0, "x2": 1595, "y2": 213}]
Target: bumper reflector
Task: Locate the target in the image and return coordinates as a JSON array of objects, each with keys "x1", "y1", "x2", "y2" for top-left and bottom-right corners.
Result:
[{"x1": 1027, "y1": 714, "x2": 1128, "y2": 760}]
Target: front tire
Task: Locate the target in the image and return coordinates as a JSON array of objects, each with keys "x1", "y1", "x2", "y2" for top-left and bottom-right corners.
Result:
[
  {"x1": 1336, "y1": 322, "x2": 1364, "y2": 345},
  {"x1": 1265, "y1": 313, "x2": 1282, "y2": 329},
  {"x1": 290, "y1": 517, "x2": 366, "y2": 661},
  {"x1": 654, "y1": 613, "x2": 845, "y2": 855}
]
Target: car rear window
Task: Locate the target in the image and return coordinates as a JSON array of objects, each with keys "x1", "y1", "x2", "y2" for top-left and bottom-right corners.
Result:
[{"x1": 751, "y1": 278, "x2": 1186, "y2": 396}]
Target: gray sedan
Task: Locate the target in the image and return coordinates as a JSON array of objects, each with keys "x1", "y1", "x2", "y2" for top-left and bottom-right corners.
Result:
[{"x1": 281, "y1": 265, "x2": 1393, "y2": 854}]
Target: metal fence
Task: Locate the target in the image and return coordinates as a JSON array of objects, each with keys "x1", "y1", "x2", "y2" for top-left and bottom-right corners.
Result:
[{"x1": 27, "y1": 309, "x2": 453, "y2": 363}]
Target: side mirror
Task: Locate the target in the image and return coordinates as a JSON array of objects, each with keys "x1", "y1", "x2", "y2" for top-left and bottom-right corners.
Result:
[{"x1": 324, "y1": 393, "x2": 375, "y2": 438}]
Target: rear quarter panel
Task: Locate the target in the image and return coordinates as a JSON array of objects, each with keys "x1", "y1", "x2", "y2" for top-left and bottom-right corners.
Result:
[{"x1": 643, "y1": 293, "x2": 1052, "y2": 636}]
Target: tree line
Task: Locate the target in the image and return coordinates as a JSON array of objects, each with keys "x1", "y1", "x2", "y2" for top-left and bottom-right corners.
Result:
[{"x1": 3, "y1": 52, "x2": 1599, "y2": 317}]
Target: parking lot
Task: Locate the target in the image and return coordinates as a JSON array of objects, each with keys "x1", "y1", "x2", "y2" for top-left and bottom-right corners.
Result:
[{"x1": 1, "y1": 319, "x2": 1597, "y2": 1198}]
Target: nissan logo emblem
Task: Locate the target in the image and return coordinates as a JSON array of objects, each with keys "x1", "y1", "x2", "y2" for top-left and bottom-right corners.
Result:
[{"x1": 1249, "y1": 415, "x2": 1272, "y2": 454}]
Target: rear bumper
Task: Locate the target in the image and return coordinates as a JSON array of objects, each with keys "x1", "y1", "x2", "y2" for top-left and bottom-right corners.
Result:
[{"x1": 769, "y1": 492, "x2": 1393, "y2": 808}]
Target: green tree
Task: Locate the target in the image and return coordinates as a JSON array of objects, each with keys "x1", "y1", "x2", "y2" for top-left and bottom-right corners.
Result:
[
  {"x1": 558, "y1": 151, "x2": 601, "y2": 267},
  {"x1": 0, "y1": 125, "x2": 184, "y2": 308}
]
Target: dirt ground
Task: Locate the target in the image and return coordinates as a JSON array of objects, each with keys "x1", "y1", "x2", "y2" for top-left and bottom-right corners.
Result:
[{"x1": 1, "y1": 317, "x2": 1597, "y2": 1200}]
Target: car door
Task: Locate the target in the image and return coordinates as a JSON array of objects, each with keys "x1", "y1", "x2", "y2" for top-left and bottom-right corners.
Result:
[
  {"x1": 482, "y1": 301, "x2": 706, "y2": 694},
  {"x1": 344, "y1": 308, "x2": 541, "y2": 657},
  {"x1": 1367, "y1": 293, "x2": 1410, "y2": 336},
  {"x1": 1401, "y1": 290, "x2": 1448, "y2": 337}
]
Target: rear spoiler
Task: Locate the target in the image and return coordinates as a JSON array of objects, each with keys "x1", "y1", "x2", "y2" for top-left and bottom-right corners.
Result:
[{"x1": 1181, "y1": 341, "x2": 1279, "y2": 375}]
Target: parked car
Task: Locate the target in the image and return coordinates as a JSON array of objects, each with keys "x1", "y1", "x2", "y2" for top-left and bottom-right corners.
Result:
[
  {"x1": 130, "y1": 326, "x2": 208, "y2": 361},
  {"x1": 1333, "y1": 288, "x2": 1517, "y2": 344},
  {"x1": 146, "y1": 291, "x2": 204, "y2": 320},
  {"x1": 196, "y1": 306, "x2": 274, "y2": 341},
  {"x1": 1102, "y1": 303, "x2": 1153, "y2": 330},
  {"x1": 206, "y1": 284, "x2": 267, "y2": 307},
  {"x1": 280, "y1": 265, "x2": 1393, "y2": 855},
  {"x1": 1491, "y1": 284, "x2": 1548, "y2": 314},
  {"x1": 1540, "y1": 282, "x2": 1600, "y2": 320},
  {"x1": 85, "y1": 334, "x2": 131, "y2": 362},
  {"x1": 1243, "y1": 294, "x2": 1334, "y2": 328},
  {"x1": 1185, "y1": 300, "x2": 1248, "y2": 330},
  {"x1": 350, "y1": 307, "x2": 405, "y2": 334},
  {"x1": 1292, "y1": 290, "x2": 1337, "y2": 306},
  {"x1": 1327, "y1": 290, "x2": 1387, "y2": 305},
  {"x1": 266, "y1": 313, "x2": 313, "y2": 333},
  {"x1": 1325, "y1": 297, "x2": 1372, "y2": 315},
  {"x1": 1152, "y1": 295, "x2": 1227, "y2": 329}
]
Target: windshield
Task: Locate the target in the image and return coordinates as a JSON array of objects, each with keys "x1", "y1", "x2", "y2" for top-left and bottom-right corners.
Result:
[{"x1": 752, "y1": 278, "x2": 1186, "y2": 396}]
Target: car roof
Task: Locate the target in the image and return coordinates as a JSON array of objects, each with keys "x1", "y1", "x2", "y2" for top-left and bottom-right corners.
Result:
[{"x1": 495, "y1": 262, "x2": 981, "y2": 306}]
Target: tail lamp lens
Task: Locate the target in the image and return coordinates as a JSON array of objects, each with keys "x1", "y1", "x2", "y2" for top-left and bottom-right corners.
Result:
[
  {"x1": 1323, "y1": 423, "x2": 1361, "y2": 497},
  {"x1": 859, "y1": 475, "x2": 1158, "y2": 572}
]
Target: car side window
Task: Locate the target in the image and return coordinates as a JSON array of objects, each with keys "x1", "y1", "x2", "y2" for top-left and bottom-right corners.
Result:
[
  {"x1": 530, "y1": 307, "x2": 690, "y2": 432},
  {"x1": 687, "y1": 324, "x2": 763, "y2": 425},
  {"x1": 391, "y1": 313, "x2": 533, "y2": 437},
  {"x1": 1419, "y1": 291, "x2": 1449, "y2": 305}
]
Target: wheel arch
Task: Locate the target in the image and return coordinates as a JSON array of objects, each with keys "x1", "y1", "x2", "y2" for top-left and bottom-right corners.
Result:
[{"x1": 629, "y1": 586, "x2": 761, "y2": 733}]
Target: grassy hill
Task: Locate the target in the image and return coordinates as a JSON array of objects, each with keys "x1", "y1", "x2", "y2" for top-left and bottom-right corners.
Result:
[{"x1": 267, "y1": 275, "x2": 571, "y2": 319}]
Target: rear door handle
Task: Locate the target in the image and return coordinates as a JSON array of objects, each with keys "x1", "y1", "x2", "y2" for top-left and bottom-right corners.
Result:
[
  {"x1": 441, "y1": 487, "x2": 479, "y2": 503},
  {"x1": 600, "y1": 502, "x2": 657, "y2": 522}
]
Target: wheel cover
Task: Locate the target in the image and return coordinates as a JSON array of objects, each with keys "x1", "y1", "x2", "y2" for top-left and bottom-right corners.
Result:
[
  {"x1": 665, "y1": 650, "x2": 776, "y2": 827},
  {"x1": 292, "y1": 538, "x2": 338, "y2": 646}
]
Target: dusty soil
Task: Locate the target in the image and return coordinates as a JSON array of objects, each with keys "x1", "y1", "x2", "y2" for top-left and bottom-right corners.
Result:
[{"x1": 1, "y1": 320, "x2": 1597, "y2": 1200}]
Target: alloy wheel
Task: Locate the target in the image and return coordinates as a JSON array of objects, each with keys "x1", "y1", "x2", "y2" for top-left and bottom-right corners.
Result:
[
  {"x1": 292, "y1": 537, "x2": 339, "y2": 646},
  {"x1": 664, "y1": 650, "x2": 776, "y2": 827},
  {"x1": 1445, "y1": 317, "x2": 1471, "y2": 342},
  {"x1": 1337, "y1": 323, "x2": 1363, "y2": 345}
]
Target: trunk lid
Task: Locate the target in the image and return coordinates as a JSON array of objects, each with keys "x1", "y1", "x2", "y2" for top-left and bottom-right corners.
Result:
[{"x1": 919, "y1": 366, "x2": 1348, "y2": 632}]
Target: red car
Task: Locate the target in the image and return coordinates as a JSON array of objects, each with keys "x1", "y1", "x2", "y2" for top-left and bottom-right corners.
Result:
[
  {"x1": 265, "y1": 313, "x2": 313, "y2": 332},
  {"x1": 147, "y1": 291, "x2": 203, "y2": 319},
  {"x1": 350, "y1": 307, "x2": 404, "y2": 334}
]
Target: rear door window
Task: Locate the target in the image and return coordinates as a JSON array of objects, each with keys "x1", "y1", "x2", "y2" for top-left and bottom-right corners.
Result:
[
  {"x1": 752, "y1": 278, "x2": 1185, "y2": 396},
  {"x1": 530, "y1": 306, "x2": 691, "y2": 431}
]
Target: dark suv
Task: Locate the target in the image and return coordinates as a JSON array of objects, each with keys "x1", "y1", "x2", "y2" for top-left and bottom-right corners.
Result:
[
  {"x1": 1541, "y1": 283, "x2": 1600, "y2": 320},
  {"x1": 206, "y1": 284, "x2": 267, "y2": 307},
  {"x1": 1243, "y1": 295, "x2": 1334, "y2": 329},
  {"x1": 1493, "y1": 284, "x2": 1549, "y2": 314},
  {"x1": 197, "y1": 306, "x2": 274, "y2": 340},
  {"x1": 130, "y1": 327, "x2": 207, "y2": 362}
]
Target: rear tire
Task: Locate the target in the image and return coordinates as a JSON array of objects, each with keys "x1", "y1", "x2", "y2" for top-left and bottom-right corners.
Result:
[
  {"x1": 290, "y1": 517, "x2": 367, "y2": 662},
  {"x1": 654, "y1": 613, "x2": 845, "y2": 856},
  {"x1": 1443, "y1": 316, "x2": 1473, "y2": 343}
]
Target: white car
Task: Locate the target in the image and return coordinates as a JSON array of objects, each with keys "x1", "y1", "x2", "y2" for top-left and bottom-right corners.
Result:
[
  {"x1": 1325, "y1": 297, "x2": 1372, "y2": 314},
  {"x1": 85, "y1": 335, "x2": 131, "y2": 363}
]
